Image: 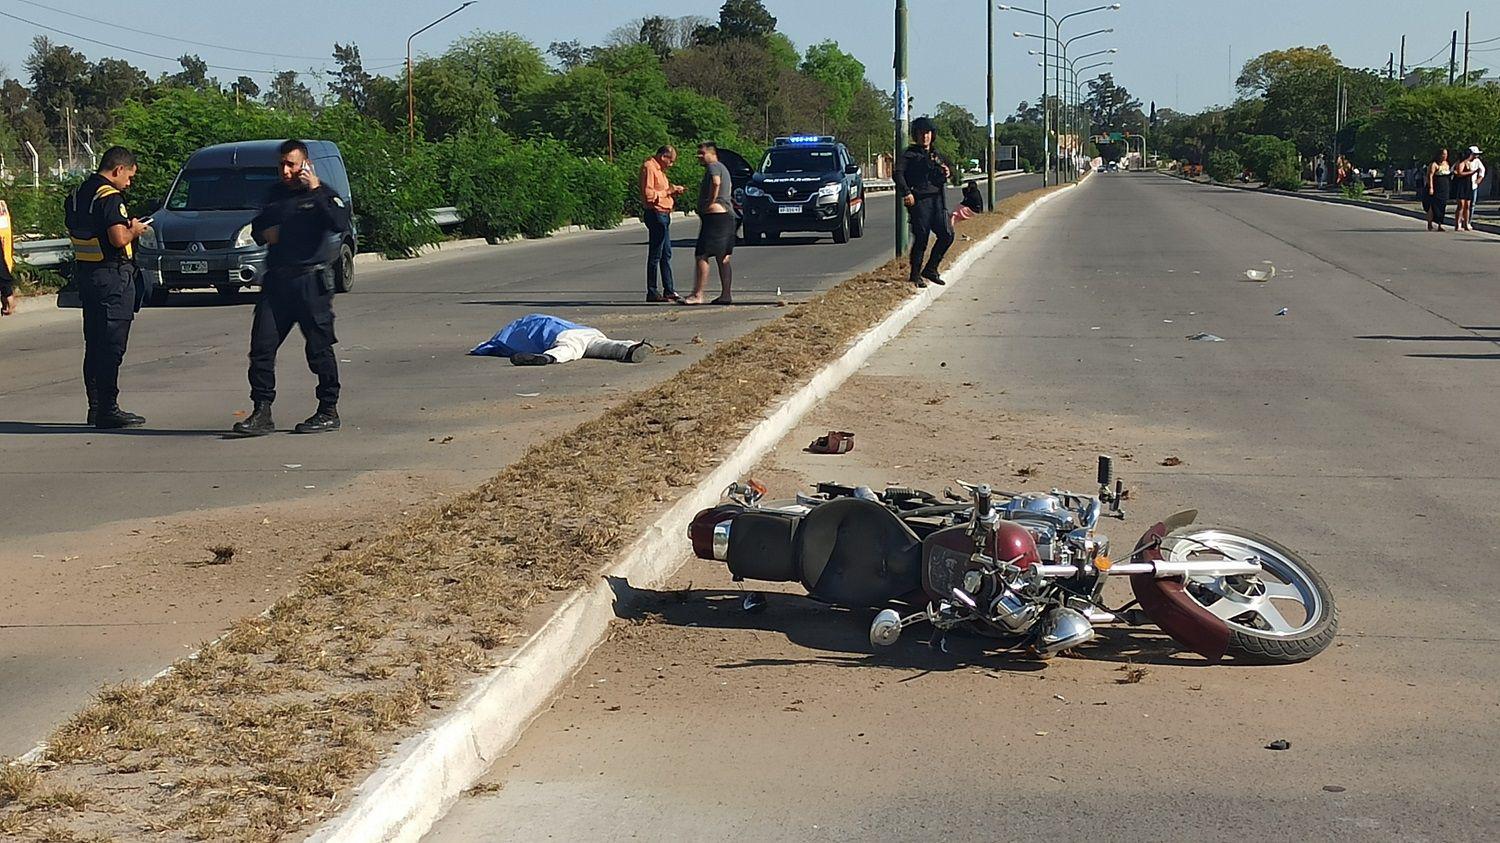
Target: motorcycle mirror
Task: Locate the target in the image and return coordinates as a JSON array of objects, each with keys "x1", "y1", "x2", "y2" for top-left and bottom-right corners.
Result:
[
  {"x1": 1097, "y1": 454, "x2": 1114, "y2": 486},
  {"x1": 870, "y1": 609, "x2": 904, "y2": 647}
]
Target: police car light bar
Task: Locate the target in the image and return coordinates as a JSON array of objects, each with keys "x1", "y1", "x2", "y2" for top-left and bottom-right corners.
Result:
[{"x1": 775, "y1": 135, "x2": 836, "y2": 146}]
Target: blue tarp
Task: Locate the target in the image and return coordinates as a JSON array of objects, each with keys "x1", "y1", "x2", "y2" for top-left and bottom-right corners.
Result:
[{"x1": 469, "y1": 314, "x2": 587, "y2": 357}]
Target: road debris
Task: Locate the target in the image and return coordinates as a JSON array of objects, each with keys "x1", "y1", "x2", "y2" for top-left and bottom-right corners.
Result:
[
  {"x1": 1115, "y1": 662, "x2": 1150, "y2": 684},
  {"x1": 1323, "y1": 785, "x2": 1346, "y2": 793},
  {"x1": 1160, "y1": 456, "x2": 1184, "y2": 466},
  {"x1": 1266, "y1": 739, "x2": 1292, "y2": 751},
  {"x1": 1186, "y1": 332, "x2": 1225, "y2": 342},
  {"x1": 1275, "y1": 307, "x2": 1288, "y2": 316},
  {"x1": 204, "y1": 545, "x2": 236, "y2": 565},
  {"x1": 1245, "y1": 266, "x2": 1276, "y2": 281}
]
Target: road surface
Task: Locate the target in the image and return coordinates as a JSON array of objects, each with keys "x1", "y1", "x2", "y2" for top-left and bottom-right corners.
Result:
[
  {"x1": 0, "y1": 177, "x2": 1040, "y2": 756},
  {"x1": 429, "y1": 173, "x2": 1500, "y2": 841}
]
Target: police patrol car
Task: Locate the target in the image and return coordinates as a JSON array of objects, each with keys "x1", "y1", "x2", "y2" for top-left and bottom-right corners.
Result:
[{"x1": 739, "y1": 135, "x2": 866, "y2": 245}]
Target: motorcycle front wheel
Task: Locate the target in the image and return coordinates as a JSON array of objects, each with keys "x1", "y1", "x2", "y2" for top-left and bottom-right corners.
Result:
[{"x1": 1161, "y1": 526, "x2": 1338, "y2": 663}]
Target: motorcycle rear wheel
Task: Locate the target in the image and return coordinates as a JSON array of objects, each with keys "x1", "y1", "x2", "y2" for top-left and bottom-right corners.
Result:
[{"x1": 1161, "y1": 526, "x2": 1338, "y2": 663}]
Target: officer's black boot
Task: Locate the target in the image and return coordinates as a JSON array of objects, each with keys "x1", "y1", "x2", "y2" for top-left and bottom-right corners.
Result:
[
  {"x1": 232, "y1": 402, "x2": 276, "y2": 437},
  {"x1": 294, "y1": 405, "x2": 340, "y2": 434},
  {"x1": 94, "y1": 407, "x2": 146, "y2": 430}
]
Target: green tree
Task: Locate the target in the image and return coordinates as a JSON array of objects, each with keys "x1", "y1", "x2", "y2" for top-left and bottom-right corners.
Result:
[
  {"x1": 1236, "y1": 45, "x2": 1338, "y2": 97},
  {"x1": 170, "y1": 54, "x2": 216, "y2": 92},
  {"x1": 443, "y1": 31, "x2": 549, "y2": 128},
  {"x1": 1206, "y1": 149, "x2": 1242, "y2": 182},
  {"x1": 24, "y1": 36, "x2": 88, "y2": 130},
  {"x1": 232, "y1": 75, "x2": 260, "y2": 101},
  {"x1": 265, "y1": 70, "x2": 316, "y2": 112},
  {"x1": 328, "y1": 43, "x2": 373, "y2": 110},
  {"x1": 1374, "y1": 84, "x2": 1500, "y2": 166},
  {"x1": 1237, "y1": 134, "x2": 1298, "y2": 181},
  {"x1": 931, "y1": 101, "x2": 984, "y2": 168},
  {"x1": 800, "y1": 41, "x2": 864, "y2": 128},
  {"x1": 694, "y1": 0, "x2": 778, "y2": 45},
  {"x1": 1085, "y1": 73, "x2": 1145, "y2": 134},
  {"x1": 1258, "y1": 65, "x2": 1389, "y2": 158}
]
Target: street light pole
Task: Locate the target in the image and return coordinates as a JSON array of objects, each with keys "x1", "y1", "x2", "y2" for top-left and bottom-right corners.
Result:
[
  {"x1": 407, "y1": 1, "x2": 476, "y2": 148},
  {"x1": 895, "y1": 0, "x2": 910, "y2": 258},
  {"x1": 987, "y1": 1, "x2": 996, "y2": 209}
]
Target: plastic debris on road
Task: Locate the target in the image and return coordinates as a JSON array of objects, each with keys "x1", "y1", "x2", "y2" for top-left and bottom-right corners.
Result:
[
  {"x1": 1186, "y1": 332, "x2": 1225, "y2": 342},
  {"x1": 1276, "y1": 307, "x2": 1289, "y2": 316},
  {"x1": 1246, "y1": 266, "x2": 1277, "y2": 281}
]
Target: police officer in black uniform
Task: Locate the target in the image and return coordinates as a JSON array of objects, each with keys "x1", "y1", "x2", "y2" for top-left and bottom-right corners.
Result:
[
  {"x1": 1, "y1": 241, "x2": 17, "y2": 318},
  {"x1": 894, "y1": 116, "x2": 955, "y2": 289},
  {"x1": 66, "y1": 146, "x2": 152, "y2": 428},
  {"x1": 231, "y1": 139, "x2": 351, "y2": 437}
]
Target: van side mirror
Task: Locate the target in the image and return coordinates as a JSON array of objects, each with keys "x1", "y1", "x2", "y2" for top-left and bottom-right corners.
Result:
[{"x1": 845, "y1": 164, "x2": 860, "y2": 175}]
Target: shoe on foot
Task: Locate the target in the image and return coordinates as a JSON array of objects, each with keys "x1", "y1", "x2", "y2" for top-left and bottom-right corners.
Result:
[
  {"x1": 921, "y1": 270, "x2": 948, "y2": 286},
  {"x1": 510, "y1": 352, "x2": 554, "y2": 366},
  {"x1": 293, "y1": 408, "x2": 340, "y2": 434},
  {"x1": 911, "y1": 277, "x2": 929, "y2": 289},
  {"x1": 94, "y1": 408, "x2": 146, "y2": 430},
  {"x1": 231, "y1": 403, "x2": 275, "y2": 437},
  {"x1": 646, "y1": 291, "x2": 667, "y2": 303},
  {"x1": 625, "y1": 341, "x2": 652, "y2": 363}
]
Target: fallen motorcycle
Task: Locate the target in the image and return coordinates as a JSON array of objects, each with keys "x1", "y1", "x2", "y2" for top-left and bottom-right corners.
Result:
[{"x1": 688, "y1": 456, "x2": 1337, "y2": 663}]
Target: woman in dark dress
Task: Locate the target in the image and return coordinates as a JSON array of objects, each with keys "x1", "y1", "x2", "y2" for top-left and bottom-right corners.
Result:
[
  {"x1": 1452, "y1": 149, "x2": 1476, "y2": 232},
  {"x1": 1427, "y1": 148, "x2": 1452, "y2": 231}
]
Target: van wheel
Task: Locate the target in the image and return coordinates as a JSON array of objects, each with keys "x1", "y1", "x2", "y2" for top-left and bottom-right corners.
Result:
[
  {"x1": 832, "y1": 210, "x2": 850, "y2": 243},
  {"x1": 334, "y1": 243, "x2": 355, "y2": 293},
  {"x1": 850, "y1": 207, "x2": 866, "y2": 238}
]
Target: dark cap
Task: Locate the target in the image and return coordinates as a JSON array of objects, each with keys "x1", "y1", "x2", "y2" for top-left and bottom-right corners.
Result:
[{"x1": 910, "y1": 116, "x2": 937, "y2": 138}]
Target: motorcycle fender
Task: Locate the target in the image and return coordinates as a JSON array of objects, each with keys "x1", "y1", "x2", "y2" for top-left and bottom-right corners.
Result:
[{"x1": 1128, "y1": 520, "x2": 1231, "y2": 662}]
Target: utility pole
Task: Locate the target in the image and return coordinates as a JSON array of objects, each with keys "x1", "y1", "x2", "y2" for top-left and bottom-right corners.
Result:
[
  {"x1": 1464, "y1": 11, "x2": 1471, "y2": 84},
  {"x1": 1042, "y1": 0, "x2": 1050, "y2": 186},
  {"x1": 1399, "y1": 35, "x2": 1406, "y2": 80},
  {"x1": 1388, "y1": 53, "x2": 1395, "y2": 81},
  {"x1": 895, "y1": 0, "x2": 910, "y2": 258},
  {"x1": 1449, "y1": 30, "x2": 1458, "y2": 85},
  {"x1": 987, "y1": 0, "x2": 996, "y2": 210}
]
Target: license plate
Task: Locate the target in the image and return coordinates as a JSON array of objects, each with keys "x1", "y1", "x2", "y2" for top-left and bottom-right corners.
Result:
[
  {"x1": 179, "y1": 260, "x2": 208, "y2": 274},
  {"x1": 777, "y1": 205, "x2": 801, "y2": 215}
]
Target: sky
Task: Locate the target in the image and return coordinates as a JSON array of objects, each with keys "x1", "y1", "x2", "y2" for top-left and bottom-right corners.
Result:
[{"x1": 0, "y1": 0, "x2": 1495, "y2": 123}]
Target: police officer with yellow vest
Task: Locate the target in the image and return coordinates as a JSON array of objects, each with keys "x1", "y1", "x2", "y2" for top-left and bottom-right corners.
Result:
[
  {"x1": 1, "y1": 198, "x2": 17, "y2": 317},
  {"x1": 230, "y1": 139, "x2": 350, "y2": 437},
  {"x1": 66, "y1": 146, "x2": 152, "y2": 428}
]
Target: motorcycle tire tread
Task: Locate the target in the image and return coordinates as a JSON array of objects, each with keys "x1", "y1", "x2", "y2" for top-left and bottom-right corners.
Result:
[{"x1": 1213, "y1": 528, "x2": 1340, "y2": 664}]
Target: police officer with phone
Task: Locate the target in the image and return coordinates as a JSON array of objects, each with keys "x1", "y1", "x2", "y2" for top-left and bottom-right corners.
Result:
[
  {"x1": 65, "y1": 146, "x2": 152, "y2": 428},
  {"x1": 894, "y1": 116, "x2": 955, "y2": 289},
  {"x1": 231, "y1": 139, "x2": 351, "y2": 436}
]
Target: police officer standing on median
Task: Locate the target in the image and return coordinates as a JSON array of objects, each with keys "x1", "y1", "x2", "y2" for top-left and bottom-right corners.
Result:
[
  {"x1": 66, "y1": 146, "x2": 152, "y2": 428},
  {"x1": 231, "y1": 139, "x2": 351, "y2": 437},
  {"x1": 894, "y1": 116, "x2": 955, "y2": 289}
]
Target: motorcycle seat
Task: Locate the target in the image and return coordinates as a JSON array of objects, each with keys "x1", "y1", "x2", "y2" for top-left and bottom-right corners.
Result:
[{"x1": 796, "y1": 497, "x2": 923, "y2": 607}]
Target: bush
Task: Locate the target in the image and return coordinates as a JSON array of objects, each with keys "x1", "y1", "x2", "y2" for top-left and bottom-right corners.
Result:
[
  {"x1": 1239, "y1": 134, "x2": 1299, "y2": 183},
  {"x1": 441, "y1": 131, "x2": 626, "y2": 241},
  {"x1": 1266, "y1": 156, "x2": 1303, "y2": 191},
  {"x1": 1206, "y1": 149, "x2": 1243, "y2": 183},
  {"x1": 0, "y1": 182, "x2": 73, "y2": 238},
  {"x1": 1340, "y1": 180, "x2": 1366, "y2": 200}
]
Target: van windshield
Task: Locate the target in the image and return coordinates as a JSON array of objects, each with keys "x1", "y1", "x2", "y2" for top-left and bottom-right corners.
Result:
[{"x1": 165, "y1": 168, "x2": 280, "y2": 212}]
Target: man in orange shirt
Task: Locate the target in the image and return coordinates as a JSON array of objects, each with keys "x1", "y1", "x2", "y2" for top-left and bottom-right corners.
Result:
[{"x1": 640, "y1": 146, "x2": 686, "y2": 303}]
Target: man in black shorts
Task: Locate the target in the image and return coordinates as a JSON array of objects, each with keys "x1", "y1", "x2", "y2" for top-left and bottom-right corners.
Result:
[{"x1": 684, "y1": 142, "x2": 735, "y2": 305}]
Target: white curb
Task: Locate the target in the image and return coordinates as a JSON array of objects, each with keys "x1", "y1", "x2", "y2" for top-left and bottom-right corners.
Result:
[{"x1": 305, "y1": 175, "x2": 1084, "y2": 843}]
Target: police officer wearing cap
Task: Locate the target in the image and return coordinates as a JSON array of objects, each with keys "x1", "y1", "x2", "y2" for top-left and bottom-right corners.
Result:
[
  {"x1": 894, "y1": 116, "x2": 955, "y2": 289},
  {"x1": 65, "y1": 146, "x2": 152, "y2": 428},
  {"x1": 231, "y1": 139, "x2": 351, "y2": 437}
]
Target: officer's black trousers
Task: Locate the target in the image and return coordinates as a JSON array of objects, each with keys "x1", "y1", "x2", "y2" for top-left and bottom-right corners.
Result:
[
  {"x1": 248, "y1": 268, "x2": 340, "y2": 408},
  {"x1": 78, "y1": 262, "x2": 136, "y2": 412},
  {"x1": 908, "y1": 196, "x2": 955, "y2": 281}
]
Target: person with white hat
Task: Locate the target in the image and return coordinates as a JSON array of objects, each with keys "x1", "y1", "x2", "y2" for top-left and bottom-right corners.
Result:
[{"x1": 1462, "y1": 145, "x2": 1485, "y2": 231}]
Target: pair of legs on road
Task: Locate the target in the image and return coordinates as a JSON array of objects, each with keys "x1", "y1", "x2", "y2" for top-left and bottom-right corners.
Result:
[
  {"x1": 78, "y1": 262, "x2": 143, "y2": 429},
  {"x1": 683, "y1": 211, "x2": 734, "y2": 305},
  {"x1": 908, "y1": 195, "x2": 954, "y2": 287},
  {"x1": 233, "y1": 267, "x2": 341, "y2": 436},
  {"x1": 643, "y1": 211, "x2": 682, "y2": 303},
  {"x1": 510, "y1": 328, "x2": 650, "y2": 366}
]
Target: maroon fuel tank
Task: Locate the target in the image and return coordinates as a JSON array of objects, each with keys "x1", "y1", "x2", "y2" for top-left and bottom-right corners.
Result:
[
  {"x1": 921, "y1": 521, "x2": 1039, "y2": 602},
  {"x1": 1128, "y1": 519, "x2": 1231, "y2": 661}
]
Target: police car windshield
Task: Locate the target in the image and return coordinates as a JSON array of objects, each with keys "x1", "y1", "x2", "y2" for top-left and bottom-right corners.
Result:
[
  {"x1": 763, "y1": 148, "x2": 839, "y2": 174},
  {"x1": 165, "y1": 167, "x2": 280, "y2": 212}
]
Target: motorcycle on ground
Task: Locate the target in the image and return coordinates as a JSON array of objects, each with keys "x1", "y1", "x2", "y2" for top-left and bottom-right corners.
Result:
[{"x1": 687, "y1": 456, "x2": 1338, "y2": 663}]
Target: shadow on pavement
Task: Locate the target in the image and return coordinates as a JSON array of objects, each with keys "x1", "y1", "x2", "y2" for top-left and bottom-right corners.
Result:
[
  {"x1": 607, "y1": 577, "x2": 1208, "y2": 673},
  {"x1": 1357, "y1": 334, "x2": 1500, "y2": 342},
  {"x1": 1406, "y1": 353, "x2": 1500, "y2": 360},
  {"x1": 0, "y1": 421, "x2": 226, "y2": 436}
]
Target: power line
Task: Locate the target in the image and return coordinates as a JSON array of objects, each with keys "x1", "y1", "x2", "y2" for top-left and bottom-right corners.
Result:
[
  {"x1": 12, "y1": 0, "x2": 398, "y2": 62},
  {"x1": 0, "y1": 9, "x2": 404, "y2": 77},
  {"x1": 1411, "y1": 38, "x2": 1453, "y2": 68}
]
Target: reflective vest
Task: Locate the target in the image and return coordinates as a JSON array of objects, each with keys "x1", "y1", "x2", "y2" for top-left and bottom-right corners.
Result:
[
  {"x1": 67, "y1": 181, "x2": 132, "y2": 263},
  {"x1": 0, "y1": 200, "x2": 13, "y2": 273}
]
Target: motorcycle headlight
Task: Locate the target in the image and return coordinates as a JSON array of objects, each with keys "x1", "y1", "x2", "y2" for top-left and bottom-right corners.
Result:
[
  {"x1": 817, "y1": 182, "x2": 841, "y2": 197},
  {"x1": 744, "y1": 185, "x2": 765, "y2": 198},
  {"x1": 137, "y1": 226, "x2": 159, "y2": 250},
  {"x1": 233, "y1": 223, "x2": 256, "y2": 249}
]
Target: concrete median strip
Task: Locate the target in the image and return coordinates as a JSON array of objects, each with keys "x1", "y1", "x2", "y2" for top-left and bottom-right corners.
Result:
[
  {"x1": 0, "y1": 178, "x2": 1074, "y2": 841},
  {"x1": 308, "y1": 178, "x2": 1081, "y2": 843}
]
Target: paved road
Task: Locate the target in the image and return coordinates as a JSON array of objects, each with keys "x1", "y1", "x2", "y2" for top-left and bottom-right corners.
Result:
[
  {"x1": 0, "y1": 176, "x2": 1038, "y2": 757},
  {"x1": 429, "y1": 173, "x2": 1500, "y2": 840}
]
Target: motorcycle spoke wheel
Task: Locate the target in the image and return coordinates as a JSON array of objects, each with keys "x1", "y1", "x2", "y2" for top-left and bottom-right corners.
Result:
[{"x1": 1161, "y1": 526, "x2": 1338, "y2": 663}]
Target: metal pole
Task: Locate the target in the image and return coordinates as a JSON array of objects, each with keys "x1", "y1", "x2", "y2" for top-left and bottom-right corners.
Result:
[
  {"x1": 1449, "y1": 30, "x2": 1457, "y2": 85},
  {"x1": 405, "y1": 2, "x2": 476, "y2": 149},
  {"x1": 1399, "y1": 34, "x2": 1406, "y2": 80},
  {"x1": 24, "y1": 141, "x2": 39, "y2": 190},
  {"x1": 987, "y1": 1, "x2": 996, "y2": 210},
  {"x1": 1042, "y1": 0, "x2": 1050, "y2": 186},
  {"x1": 895, "y1": 0, "x2": 910, "y2": 257},
  {"x1": 1464, "y1": 11, "x2": 1471, "y2": 84}
]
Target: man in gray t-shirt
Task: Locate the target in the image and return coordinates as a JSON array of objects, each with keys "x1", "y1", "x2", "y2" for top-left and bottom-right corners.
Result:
[{"x1": 685, "y1": 142, "x2": 736, "y2": 304}]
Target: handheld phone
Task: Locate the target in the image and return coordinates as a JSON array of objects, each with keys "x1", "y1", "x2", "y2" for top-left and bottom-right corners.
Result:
[{"x1": 137, "y1": 216, "x2": 154, "y2": 227}]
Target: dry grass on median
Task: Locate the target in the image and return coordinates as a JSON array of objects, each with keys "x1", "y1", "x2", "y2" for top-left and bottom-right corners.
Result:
[{"x1": 0, "y1": 187, "x2": 1055, "y2": 841}]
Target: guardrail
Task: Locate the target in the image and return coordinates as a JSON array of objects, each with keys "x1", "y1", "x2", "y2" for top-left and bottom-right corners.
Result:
[{"x1": 14, "y1": 206, "x2": 470, "y2": 268}]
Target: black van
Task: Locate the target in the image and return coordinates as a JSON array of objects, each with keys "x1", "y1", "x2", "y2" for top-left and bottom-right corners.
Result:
[{"x1": 136, "y1": 140, "x2": 357, "y2": 302}]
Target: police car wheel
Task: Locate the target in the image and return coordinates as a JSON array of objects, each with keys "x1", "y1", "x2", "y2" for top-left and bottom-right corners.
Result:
[
  {"x1": 850, "y1": 207, "x2": 866, "y2": 238},
  {"x1": 334, "y1": 243, "x2": 355, "y2": 293},
  {"x1": 832, "y1": 210, "x2": 850, "y2": 244}
]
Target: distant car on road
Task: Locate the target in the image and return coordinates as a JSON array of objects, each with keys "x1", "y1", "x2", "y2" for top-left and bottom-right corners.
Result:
[
  {"x1": 135, "y1": 140, "x2": 357, "y2": 303},
  {"x1": 739, "y1": 135, "x2": 866, "y2": 245}
]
